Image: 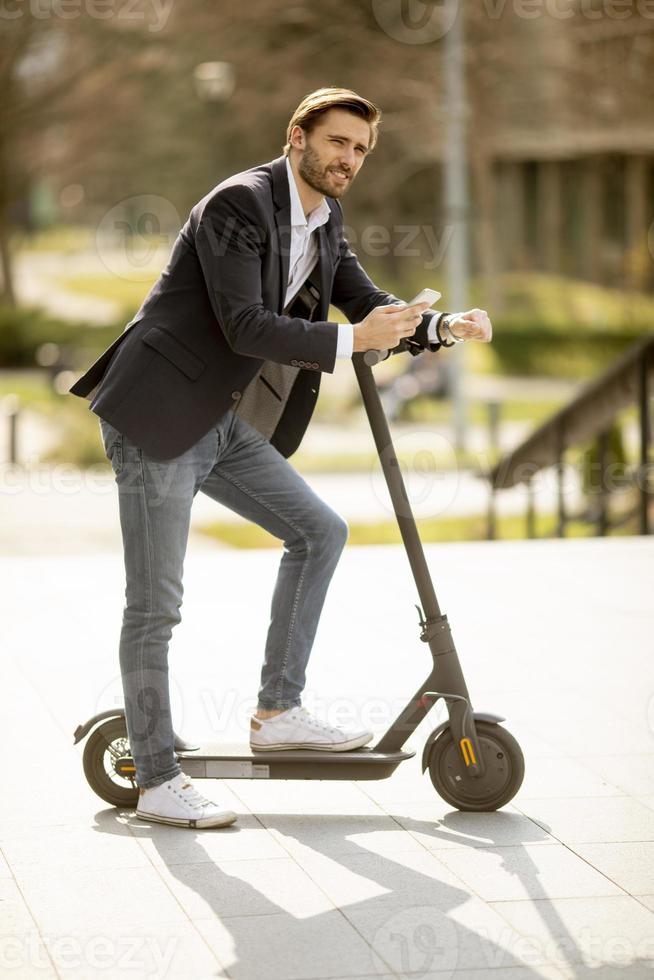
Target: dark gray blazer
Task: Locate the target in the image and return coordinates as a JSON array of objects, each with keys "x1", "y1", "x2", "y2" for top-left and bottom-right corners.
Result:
[{"x1": 70, "y1": 154, "x2": 441, "y2": 459}]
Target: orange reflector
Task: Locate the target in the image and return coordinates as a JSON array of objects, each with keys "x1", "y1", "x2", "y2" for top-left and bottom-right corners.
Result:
[{"x1": 460, "y1": 737, "x2": 477, "y2": 766}]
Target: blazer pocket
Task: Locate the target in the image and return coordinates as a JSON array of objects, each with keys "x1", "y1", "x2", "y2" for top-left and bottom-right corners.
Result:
[{"x1": 141, "y1": 326, "x2": 206, "y2": 381}]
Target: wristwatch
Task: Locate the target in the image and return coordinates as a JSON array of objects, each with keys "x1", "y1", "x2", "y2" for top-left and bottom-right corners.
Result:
[{"x1": 436, "y1": 314, "x2": 464, "y2": 347}]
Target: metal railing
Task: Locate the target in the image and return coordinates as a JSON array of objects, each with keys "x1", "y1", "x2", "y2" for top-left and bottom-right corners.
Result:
[{"x1": 486, "y1": 334, "x2": 654, "y2": 539}]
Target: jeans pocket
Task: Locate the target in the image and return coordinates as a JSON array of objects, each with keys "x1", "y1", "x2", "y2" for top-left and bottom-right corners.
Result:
[{"x1": 99, "y1": 419, "x2": 124, "y2": 475}]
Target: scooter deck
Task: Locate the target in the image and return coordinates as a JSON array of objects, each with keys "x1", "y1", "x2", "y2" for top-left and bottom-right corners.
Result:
[{"x1": 176, "y1": 744, "x2": 415, "y2": 781}]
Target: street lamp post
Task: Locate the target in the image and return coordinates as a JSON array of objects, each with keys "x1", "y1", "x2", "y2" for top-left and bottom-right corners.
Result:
[{"x1": 443, "y1": 0, "x2": 469, "y2": 454}]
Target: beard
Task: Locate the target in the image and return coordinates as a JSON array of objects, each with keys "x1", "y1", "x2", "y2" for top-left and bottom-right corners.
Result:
[{"x1": 297, "y1": 142, "x2": 353, "y2": 198}]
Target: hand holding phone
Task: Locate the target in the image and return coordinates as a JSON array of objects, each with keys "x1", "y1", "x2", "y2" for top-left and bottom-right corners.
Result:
[{"x1": 405, "y1": 288, "x2": 441, "y2": 309}]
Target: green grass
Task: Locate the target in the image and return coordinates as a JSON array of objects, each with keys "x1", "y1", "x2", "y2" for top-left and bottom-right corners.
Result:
[
  {"x1": 196, "y1": 509, "x2": 611, "y2": 549},
  {"x1": 398, "y1": 396, "x2": 562, "y2": 426},
  {"x1": 13, "y1": 225, "x2": 170, "y2": 256},
  {"x1": 293, "y1": 448, "x2": 491, "y2": 475},
  {"x1": 51, "y1": 274, "x2": 157, "y2": 310},
  {"x1": 495, "y1": 272, "x2": 654, "y2": 332},
  {"x1": 0, "y1": 370, "x2": 60, "y2": 410},
  {"x1": 12, "y1": 226, "x2": 96, "y2": 254}
]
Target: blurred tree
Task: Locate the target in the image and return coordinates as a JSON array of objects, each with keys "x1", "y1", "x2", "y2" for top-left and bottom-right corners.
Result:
[{"x1": 0, "y1": 2, "x2": 174, "y2": 303}]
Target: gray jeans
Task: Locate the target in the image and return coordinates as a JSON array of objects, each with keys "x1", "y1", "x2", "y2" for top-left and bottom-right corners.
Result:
[{"x1": 99, "y1": 410, "x2": 348, "y2": 789}]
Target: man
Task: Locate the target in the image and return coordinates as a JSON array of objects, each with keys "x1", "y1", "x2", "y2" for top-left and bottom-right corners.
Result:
[{"x1": 70, "y1": 87, "x2": 492, "y2": 829}]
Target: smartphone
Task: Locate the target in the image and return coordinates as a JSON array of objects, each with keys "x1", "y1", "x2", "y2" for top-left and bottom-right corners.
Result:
[{"x1": 406, "y1": 287, "x2": 441, "y2": 308}]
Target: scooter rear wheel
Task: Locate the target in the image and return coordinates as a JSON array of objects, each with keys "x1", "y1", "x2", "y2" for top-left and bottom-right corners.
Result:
[
  {"x1": 428, "y1": 721, "x2": 524, "y2": 811},
  {"x1": 83, "y1": 717, "x2": 139, "y2": 808}
]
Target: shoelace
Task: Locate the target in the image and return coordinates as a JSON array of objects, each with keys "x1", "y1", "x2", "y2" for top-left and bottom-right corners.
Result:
[
  {"x1": 290, "y1": 707, "x2": 344, "y2": 736},
  {"x1": 177, "y1": 774, "x2": 213, "y2": 810}
]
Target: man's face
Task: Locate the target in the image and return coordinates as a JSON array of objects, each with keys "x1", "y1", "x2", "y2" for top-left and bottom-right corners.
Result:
[{"x1": 293, "y1": 108, "x2": 371, "y2": 199}]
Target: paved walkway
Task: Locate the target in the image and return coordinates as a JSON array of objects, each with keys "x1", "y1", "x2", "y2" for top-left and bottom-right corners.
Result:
[{"x1": 1, "y1": 536, "x2": 653, "y2": 978}]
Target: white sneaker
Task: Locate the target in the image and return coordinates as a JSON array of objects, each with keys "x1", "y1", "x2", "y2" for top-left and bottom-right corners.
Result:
[
  {"x1": 250, "y1": 706, "x2": 373, "y2": 752},
  {"x1": 136, "y1": 773, "x2": 237, "y2": 829}
]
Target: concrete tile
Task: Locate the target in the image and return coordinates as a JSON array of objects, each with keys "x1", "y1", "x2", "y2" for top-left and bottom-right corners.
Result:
[
  {"x1": 370, "y1": 971, "x2": 565, "y2": 980},
  {"x1": 385, "y1": 970, "x2": 566, "y2": 980},
  {"x1": 256, "y1": 811, "x2": 424, "y2": 858},
  {"x1": 384, "y1": 804, "x2": 557, "y2": 850},
  {"x1": 555, "y1": 966, "x2": 654, "y2": 980},
  {"x1": 516, "y1": 755, "x2": 623, "y2": 800},
  {"x1": 353, "y1": 756, "x2": 449, "y2": 808},
  {"x1": 0, "y1": 808, "x2": 124, "y2": 842},
  {"x1": 434, "y1": 843, "x2": 621, "y2": 902},
  {"x1": 0, "y1": 881, "x2": 59, "y2": 977},
  {"x1": 226, "y1": 777, "x2": 384, "y2": 815},
  {"x1": 489, "y1": 895, "x2": 654, "y2": 972},
  {"x1": 12, "y1": 866, "x2": 189, "y2": 935},
  {"x1": 358, "y1": 775, "x2": 448, "y2": 808},
  {"x1": 126, "y1": 811, "x2": 288, "y2": 865},
  {"x1": 502, "y1": 729, "x2": 569, "y2": 760},
  {"x1": 346, "y1": 898, "x2": 554, "y2": 974},
  {"x1": 155, "y1": 855, "x2": 335, "y2": 919},
  {"x1": 195, "y1": 909, "x2": 377, "y2": 979},
  {"x1": 0, "y1": 878, "x2": 39, "y2": 936},
  {"x1": 41, "y1": 923, "x2": 224, "y2": 980},
  {"x1": 279, "y1": 848, "x2": 401, "y2": 908},
  {"x1": 0, "y1": 934, "x2": 58, "y2": 978},
  {"x1": 297, "y1": 847, "x2": 471, "y2": 912},
  {"x1": 570, "y1": 842, "x2": 654, "y2": 895},
  {"x1": 514, "y1": 797, "x2": 654, "y2": 843},
  {"x1": 576, "y1": 755, "x2": 654, "y2": 797},
  {"x1": 506, "y1": 688, "x2": 650, "y2": 757},
  {"x1": 322, "y1": 969, "x2": 567, "y2": 980},
  {"x1": 0, "y1": 850, "x2": 11, "y2": 877},
  {"x1": 1, "y1": 815, "x2": 150, "y2": 875}
]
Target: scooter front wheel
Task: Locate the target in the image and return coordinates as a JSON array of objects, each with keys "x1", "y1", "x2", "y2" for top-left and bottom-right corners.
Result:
[
  {"x1": 82, "y1": 717, "x2": 139, "y2": 808},
  {"x1": 427, "y1": 721, "x2": 524, "y2": 811}
]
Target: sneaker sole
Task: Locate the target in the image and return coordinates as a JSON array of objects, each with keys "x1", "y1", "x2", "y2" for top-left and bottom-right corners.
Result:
[
  {"x1": 250, "y1": 733, "x2": 373, "y2": 753},
  {"x1": 136, "y1": 810, "x2": 238, "y2": 829}
]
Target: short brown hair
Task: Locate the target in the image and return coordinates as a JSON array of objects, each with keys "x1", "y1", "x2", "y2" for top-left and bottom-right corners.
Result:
[{"x1": 283, "y1": 87, "x2": 381, "y2": 156}]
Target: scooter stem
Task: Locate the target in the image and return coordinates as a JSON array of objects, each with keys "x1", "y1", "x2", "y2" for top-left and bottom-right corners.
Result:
[
  {"x1": 353, "y1": 353, "x2": 443, "y2": 624},
  {"x1": 353, "y1": 353, "x2": 478, "y2": 769}
]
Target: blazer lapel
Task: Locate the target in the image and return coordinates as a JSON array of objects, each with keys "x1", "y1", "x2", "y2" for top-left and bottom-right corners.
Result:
[
  {"x1": 271, "y1": 156, "x2": 291, "y2": 313},
  {"x1": 316, "y1": 225, "x2": 334, "y2": 321}
]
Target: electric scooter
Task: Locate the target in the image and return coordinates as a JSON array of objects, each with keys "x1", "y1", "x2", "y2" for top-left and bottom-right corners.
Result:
[{"x1": 74, "y1": 348, "x2": 525, "y2": 812}]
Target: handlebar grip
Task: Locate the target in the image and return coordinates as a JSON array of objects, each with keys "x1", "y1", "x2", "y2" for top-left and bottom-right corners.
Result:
[
  {"x1": 363, "y1": 349, "x2": 389, "y2": 366},
  {"x1": 362, "y1": 338, "x2": 412, "y2": 366}
]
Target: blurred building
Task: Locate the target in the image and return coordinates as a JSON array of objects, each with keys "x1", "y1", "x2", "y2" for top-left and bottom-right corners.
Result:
[{"x1": 477, "y1": 10, "x2": 654, "y2": 291}]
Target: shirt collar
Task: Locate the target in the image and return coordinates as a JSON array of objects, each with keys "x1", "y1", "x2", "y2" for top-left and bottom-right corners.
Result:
[{"x1": 285, "y1": 156, "x2": 331, "y2": 233}]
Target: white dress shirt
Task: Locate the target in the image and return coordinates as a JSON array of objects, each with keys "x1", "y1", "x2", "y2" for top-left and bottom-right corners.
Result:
[{"x1": 284, "y1": 157, "x2": 442, "y2": 358}]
